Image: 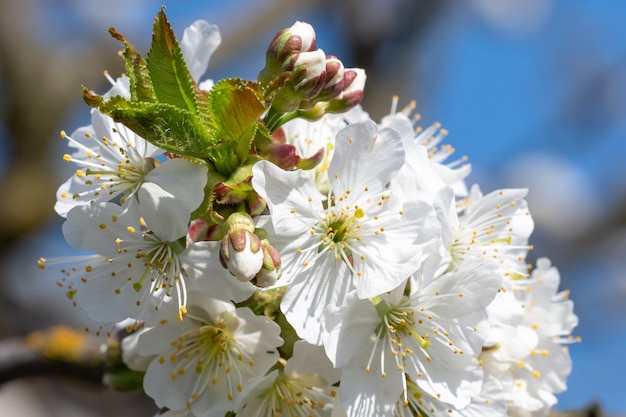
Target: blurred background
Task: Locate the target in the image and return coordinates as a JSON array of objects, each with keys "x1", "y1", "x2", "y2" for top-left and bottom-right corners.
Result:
[{"x1": 0, "y1": 0, "x2": 624, "y2": 416}]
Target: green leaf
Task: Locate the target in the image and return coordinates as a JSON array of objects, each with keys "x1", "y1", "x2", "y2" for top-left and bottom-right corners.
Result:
[
  {"x1": 208, "y1": 78, "x2": 267, "y2": 165},
  {"x1": 147, "y1": 8, "x2": 206, "y2": 115},
  {"x1": 108, "y1": 28, "x2": 155, "y2": 102},
  {"x1": 98, "y1": 96, "x2": 217, "y2": 159}
]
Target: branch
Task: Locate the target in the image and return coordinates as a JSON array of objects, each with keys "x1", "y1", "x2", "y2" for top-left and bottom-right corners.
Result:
[{"x1": 0, "y1": 326, "x2": 106, "y2": 386}]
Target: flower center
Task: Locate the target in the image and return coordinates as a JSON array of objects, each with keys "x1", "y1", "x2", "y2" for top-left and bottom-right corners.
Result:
[
  {"x1": 160, "y1": 316, "x2": 250, "y2": 406},
  {"x1": 373, "y1": 296, "x2": 430, "y2": 350},
  {"x1": 61, "y1": 128, "x2": 156, "y2": 204},
  {"x1": 315, "y1": 205, "x2": 365, "y2": 262},
  {"x1": 363, "y1": 296, "x2": 431, "y2": 381},
  {"x1": 132, "y1": 235, "x2": 188, "y2": 320}
]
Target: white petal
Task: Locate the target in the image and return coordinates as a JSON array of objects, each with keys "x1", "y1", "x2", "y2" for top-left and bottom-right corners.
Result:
[
  {"x1": 55, "y1": 175, "x2": 116, "y2": 218},
  {"x1": 340, "y1": 351, "x2": 403, "y2": 417},
  {"x1": 252, "y1": 160, "x2": 323, "y2": 235},
  {"x1": 286, "y1": 340, "x2": 341, "y2": 385},
  {"x1": 323, "y1": 292, "x2": 379, "y2": 368},
  {"x1": 180, "y1": 20, "x2": 221, "y2": 82},
  {"x1": 63, "y1": 203, "x2": 140, "y2": 256},
  {"x1": 144, "y1": 158, "x2": 208, "y2": 215},
  {"x1": 138, "y1": 183, "x2": 189, "y2": 242},
  {"x1": 281, "y1": 254, "x2": 352, "y2": 345},
  {"x1": 420, "y1": 261, "x2": 501, "y2": 317},
  {"x1": 75, "y1": 259, "x2": 155, "y2": 323},
  {"x1": 352, "y1": 200, "x2": 440, "y2": 298},
  {"x1": 329, "y1": 121, "x2": 405, "y2": 204}
]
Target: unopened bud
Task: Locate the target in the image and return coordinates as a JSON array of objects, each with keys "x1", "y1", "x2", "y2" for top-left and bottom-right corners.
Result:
[
  {"x1": 259, "y1": 143, "x2": 301, "y2": 170},
  {"x1": 259, "y1": 21, "x2": 317, "y2": 85},
  {"x1": 325, "y1": 68, "x2": 366, "y2": 114},
  {"x1": 255, "y1": 239, "x2": 282, "y2": 287},
  {"x1": 282, "y1": 49, "x2": 327, "y2": 89},
  {"x1": 188, "y1": 219, "x2": 209, "y2": 243},
  {"x1": 219, "y1": 213, "x2": 263, "y2": 282},
  {"x1": 312, "y1": 56, "x2": 345, "y2": 103},
  {"x1": 271, "y1": 49, "x2": 327, "y2": 113},
  {"x1": 294, "y1": 68, "x2": 366, "y2": 121}
]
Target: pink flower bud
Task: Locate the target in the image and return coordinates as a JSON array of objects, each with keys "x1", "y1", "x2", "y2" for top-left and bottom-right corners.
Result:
[
  {"x1": 270, "y1": 49, "x2": 327, "y2": 113},
  {"x1": 282, "y1": 49, "x2": 327, "y2": 91},
  {"x1": 299, "y1": 56, "x2": 346, "y2": 109},
  {"x1": 259, "y1": 21, "x2": 316, "y2": 85},
  {"x1": 219, "y1": 213, "x2": 263, "y2": 282},
  {"x1": 258, "y1": 142, "x2": 301, "y2": 170},
  {"x1": 316, "y1": 56, "x2": 345, "y2": 101},
  {"x1": 326, "y1": 68, "x2": 366, "y2": 114},
  {"x1": 188, "y1": 219, "x2": 209, "y2": 243},
  {"x1": 288, "y1": 21, "x2": 316, "y2": 52}
]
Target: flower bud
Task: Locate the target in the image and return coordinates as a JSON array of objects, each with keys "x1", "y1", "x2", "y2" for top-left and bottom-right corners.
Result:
[
  {"x1": 294, "y1": 68, "x2": 366, "y2": 121},
  {"x1": 310, "y1": 55, "x2": 345, "y2": 103},
  {"x1": 259, "y1": 21, "x2": 316, "y2": 85},
  {"x1": 325, "y1": 68, "x2": 366, "y2": 114},
  {"x1": 271, "y1": 49, "x2": 327, "y2": 113},
  {"x1": 259, "y1": 142, "x2": 301, "y2": 170},
  {"x1": 219, "y1": 213, "x2": 263, "y2": 282},
  {"x1": 187, "y1": 219, "x2": 209, "y2": 243},
  {"x1": 282, "y1": 49, "x2": 327, "y2": 89},
  {"x1": 254, "y1": 239, "x2": 282, "y2": 287}
]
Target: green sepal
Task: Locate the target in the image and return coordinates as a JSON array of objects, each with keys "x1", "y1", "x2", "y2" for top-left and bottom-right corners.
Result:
[
  {"x1": 97, "y1": 96, "x2": 217, "y2": 159},
  {"x1": 190, "y1": 165, "x2": 226, "y2": 220},
  {"x1": 108, "y1": 28, "x2": 155, "y2": 103},
  {"x1": 147, "y1": 7, "x2": 206, "y2": 115},
  {"x1": 82, "y1": 86, "x2": 104, "y2": 108},
  {"x1": 205, "y1": 141, "x2": 247, "y2": 177},
  {"x1": 214, "y1": 163, "x2": 256, "y2": 204},
  {"x1": 223, "y1": 163, "x2": 255, "y2": 190}
]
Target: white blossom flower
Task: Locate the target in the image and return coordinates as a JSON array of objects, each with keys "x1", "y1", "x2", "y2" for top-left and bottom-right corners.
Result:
[
  {"x1": 481, "y1": 258, "x2": 579, "y2": 417},
  {"x1": 60, "y1": 199, "x2": 186, "y2": 325},
  {"x1": 252, "y1": 120, "x2": 440, "y2": 344},
  {"x1": 58, "y1": 188, "x2": 255, "y2": 326},
  {"x1": 450, "y1": 185, "x2": 534, "y2": 278},
  {"x1": 55, "y1": 108, "x2": 208, "y2": 218},
  {"x1": 324, "y1": 261, "x2": 501, "y2": 416},
  {"x1": 235, "y1": 340, "x2": 342, "y2": 417},
  {"x1": 137, "y1": 292, "x2": 283, "y2": 417},
  {"x1": 55, "y1": 19, "x2": 220, "y2": 218}
]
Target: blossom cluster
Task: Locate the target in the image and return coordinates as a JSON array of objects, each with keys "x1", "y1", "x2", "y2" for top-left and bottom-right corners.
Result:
[{"x1": 41, "y1": 11, "x2": 578, "y2": 417}]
